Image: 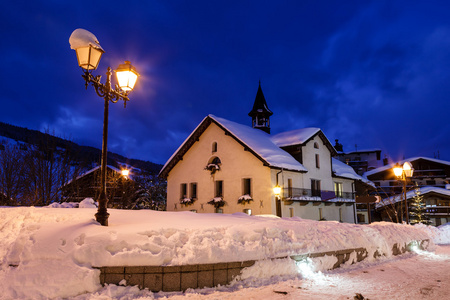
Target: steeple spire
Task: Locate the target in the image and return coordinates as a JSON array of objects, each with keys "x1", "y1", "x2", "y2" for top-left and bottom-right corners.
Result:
[{"x1": 248, "y1": 81, "x2": 273, "y2": 134}]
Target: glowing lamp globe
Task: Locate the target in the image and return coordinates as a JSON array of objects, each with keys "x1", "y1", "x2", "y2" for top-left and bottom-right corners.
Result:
[
  {"x1": 75, "y1": 45, "x2": 104, "y2": 70},
  {"x1": 403, "y1": 162, "x2": 414, "y2": 177},
  {"x1": 393, "y1": 163, "x2": 403, "y2": 178},
  {"x1": 121, "y1": 169, "x2": 129, "y2": 177},
  {"x1": 273, "y1": 185, "x2": 282, "y2": 196},
  {"x1": 115, "y1": 61, "x2": 140, "y2": 92}
]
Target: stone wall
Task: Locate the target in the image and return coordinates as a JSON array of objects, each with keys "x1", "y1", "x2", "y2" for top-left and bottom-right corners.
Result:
[{"x1": 96, "y1": 239, "x2": 429, "y2": 292}]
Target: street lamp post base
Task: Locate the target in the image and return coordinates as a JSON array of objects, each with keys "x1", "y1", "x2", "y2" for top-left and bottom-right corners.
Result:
[{"x1": 95, "y1": 210, "x2": 110, "y2": 226}]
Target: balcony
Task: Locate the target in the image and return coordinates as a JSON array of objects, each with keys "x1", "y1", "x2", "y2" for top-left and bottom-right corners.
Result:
[
  {"x1": 281, "y1": 187, "x2": 355, "y2": 204},
  {"x1": 425, "y1": 206, "x2": 450, "y2": 216}
]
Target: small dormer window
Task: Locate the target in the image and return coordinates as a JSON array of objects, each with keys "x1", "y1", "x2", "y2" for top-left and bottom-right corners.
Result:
[
  {"x1": 314, "y1": 142, "x2": 319, "y2": 149},
  {"x1": 212, "y1": 142, "x2": 217, "y2": 153}
]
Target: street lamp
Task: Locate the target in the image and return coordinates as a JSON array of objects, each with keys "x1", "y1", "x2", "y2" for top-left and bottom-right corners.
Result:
[
  {"x1": 273, "y1": 169, "x2": 283, "y2": 198},
  {"x1": 69, "y1": 28, "x2": 140, "y2": 226},
  {"x1": 121, "y1": 169, "x2": 130, "y2": 179},
  {"x1": 273, "y1": 185, "x2": 282, "y2": 197},
  {"x1": 393, "y1": 162, "x2": 414, "y2": 224}
]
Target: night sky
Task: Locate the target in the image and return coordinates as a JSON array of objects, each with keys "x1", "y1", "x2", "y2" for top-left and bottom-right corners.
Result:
[{"x1": 2, "y1": 1, "x2": 450, "y2": 165}]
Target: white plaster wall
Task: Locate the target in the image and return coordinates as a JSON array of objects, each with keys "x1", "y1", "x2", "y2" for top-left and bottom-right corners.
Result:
[
  {"x1": 301, "y1": 136, "x2": 334, "y2": 191},
  {"x1": 281, "y1": 202, "x2": 355, "y2": 223},
  {"x1": 167, "y1": 123, "x2": 273, "y2": 215}
]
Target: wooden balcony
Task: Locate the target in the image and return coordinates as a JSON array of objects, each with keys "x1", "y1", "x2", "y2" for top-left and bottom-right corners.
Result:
[{"x1": 280, "y1": 187, "x2": 355, "y2": 203}]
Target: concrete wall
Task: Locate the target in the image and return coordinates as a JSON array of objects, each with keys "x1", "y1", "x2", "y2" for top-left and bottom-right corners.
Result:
[{"x1": 97, "y1": 239, "x2": 429, "y2": 292}]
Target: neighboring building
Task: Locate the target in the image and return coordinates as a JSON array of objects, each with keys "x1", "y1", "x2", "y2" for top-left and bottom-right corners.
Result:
[
  {"x1": 159, "y1": 84, "x2": 373, "y2": 223},
  {"x1": 364, "y1": 157, "x2": 450, "y2": 225},
  {"x1": 376, "y1": 186, "x2": 450, "y2": 226},
  {"x1": 334, "y1": 140, "x2": 386, "y2": 175},
  {"x1": 61, "y1": 165, "x2": 134, "y2": 207}
]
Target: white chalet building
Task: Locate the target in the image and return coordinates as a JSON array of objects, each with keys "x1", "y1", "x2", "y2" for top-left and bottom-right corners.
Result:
[{"x1": 159, "y1": 83, "x2": 371, "y2": 223}]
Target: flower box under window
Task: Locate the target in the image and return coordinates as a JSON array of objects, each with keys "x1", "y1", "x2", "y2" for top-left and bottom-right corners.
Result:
[
  {"x1": 208, "y1": 197, "x2": 225, "y2": 208},
  {"x1": 238, "y1": 194, "x2": 253, "y2": 205}
]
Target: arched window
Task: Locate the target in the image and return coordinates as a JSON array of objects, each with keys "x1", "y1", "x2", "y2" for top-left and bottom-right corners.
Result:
[
  {"x1": 205, "y1": 156, "x2": 221, "y2": 174},
  {"x1": 212, "y1": 142, "x2": 217, "y2": 153},
  {"x1": 314, "y1": 142, "x2": 319, "y2": 149}
]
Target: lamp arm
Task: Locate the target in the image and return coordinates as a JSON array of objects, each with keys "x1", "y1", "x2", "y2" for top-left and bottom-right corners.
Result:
[{"x1": 82, "y1": 70, "x2": 130, "y2": 107}]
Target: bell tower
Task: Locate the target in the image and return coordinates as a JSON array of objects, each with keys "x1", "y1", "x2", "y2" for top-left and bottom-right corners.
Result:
[{"x1": 248, "y1": 81, "x2": 273, "y2": 134}]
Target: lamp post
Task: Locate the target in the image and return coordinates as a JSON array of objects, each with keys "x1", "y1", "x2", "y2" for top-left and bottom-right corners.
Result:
[
  {"x1": 393, "y1": 161, "x2": 414, "y2": 224},
  {"x1": 69, "y1": 29, "x2": 140, "y2": 226}
]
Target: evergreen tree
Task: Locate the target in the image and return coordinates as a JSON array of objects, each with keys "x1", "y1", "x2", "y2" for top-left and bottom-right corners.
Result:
[{"x1": 409, "y1": 185, "x2": 431, "y2": 225}]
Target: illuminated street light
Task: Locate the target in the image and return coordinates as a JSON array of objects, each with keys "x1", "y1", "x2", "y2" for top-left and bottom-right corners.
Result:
[
  {"x1": 393, "y1": 161, "x2": 414, "y2": 224},
  {"x1": 273, "y1": 185, "x2": 281, "y2": 197},
  {"x1": 121, "y1": 169, "x2": 130, "y2": 179},
  {"x1": 69, "y1": 28, "x2": 140, "y2": 226}
]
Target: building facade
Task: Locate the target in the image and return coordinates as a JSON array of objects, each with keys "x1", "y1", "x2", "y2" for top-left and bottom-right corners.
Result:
[{"x1": 159, "y1": 84, "x2": 372, "y2": 223}]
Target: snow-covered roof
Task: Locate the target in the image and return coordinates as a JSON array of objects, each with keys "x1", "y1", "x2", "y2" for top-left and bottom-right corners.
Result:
[
  {"x1": 210, "y1": 115, "x2": 307, "y2": 171},
  {"x1": 63, "y1": 165, "x2": 127, "y2": 186},
  {"x1": 338, "y1": 148, "x2": 382, "y2": 155},
  {"x1": 270, "y1": 128, "x2": 321, "y2": 147},
  {"x1": 364, "y1": 156, "x2": 450, "y2": 178},
  {"x1": 332, "y1": 158, "x2": 375, "y2": 187},
  {"x1": 159, "y1": 115, "x2": 308, "y2": 177},
  {"x1": 376, "y1": 186, "x2": 450, "y2": 208}
]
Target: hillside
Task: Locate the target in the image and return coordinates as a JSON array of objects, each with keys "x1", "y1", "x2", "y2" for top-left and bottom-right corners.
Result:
[{"x1": 0, "y1": 121, "x2": 162, "y2": 174}]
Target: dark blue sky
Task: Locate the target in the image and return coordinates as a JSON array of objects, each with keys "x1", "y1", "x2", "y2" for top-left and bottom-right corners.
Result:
[{"x1": 1, "y1": 1, "x2": 450, "y2": 165}]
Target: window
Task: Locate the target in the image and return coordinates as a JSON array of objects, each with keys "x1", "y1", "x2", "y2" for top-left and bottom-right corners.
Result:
[
  {"x1": 311, "y1": 179, "x2": 321, "y2": 197},
  {"x1": 180, "y1": 183, "x2": 187, "y2": 199},
  {"x1": 212, "y1": 142, "x2": 217, "y2": 153},
  {"x1": 206, "y1": 156, "x2": 221, "y2": 174},
  {"x1": 243, "y1": 178, "x2": 251, "y2": 196},
  {"x1": 314, "y1": 142, "x2": 319, "y2": 149},
  {"x1": 243, "y1": 208, "x2": 252, "y2": 215},
  {"x1": 315, "y1": 154, "x2": 320, "y2": 168},
  {"x1": 334, "y1": 182, "x2": 343, "y2": 198},
  {"x1": 190, "y1": 183, "x2": 197, "y2": 199},
  {"x1": 289, "y1": 207, "x2": 294, "y2": 217},
  {"x1": 215, "y1": 180, "x2": 223, "y2": 197},
  {"x1": 319, "y1": 207, "x2": 323, "y2": 220},
  {"x1": 339, "y1": 208, "x2": 343, "y2": 222},
  {"x1": 288, "y1": 179, "x2": 293, "y2": 198}
]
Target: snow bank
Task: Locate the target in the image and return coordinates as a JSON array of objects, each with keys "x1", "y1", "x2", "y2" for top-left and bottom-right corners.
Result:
[
  {"x1": 0, "y1": 207, "x2": 446, "y2": 299},
  {"x1": 45, "y1": 198, "x2": 97, "y2": 209},
  {"x1": 414, "y1": 222, "x2": 450, "y2": 245}
]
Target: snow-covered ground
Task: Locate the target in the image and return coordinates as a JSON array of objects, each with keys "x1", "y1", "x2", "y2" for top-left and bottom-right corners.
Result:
[{"x1": 0, "y1": 201, "x2": 449, "y2": 299}]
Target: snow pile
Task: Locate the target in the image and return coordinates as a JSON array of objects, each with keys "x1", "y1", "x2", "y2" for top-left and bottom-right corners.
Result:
[
  {"x1": 0, "y1": 207, "x2": 446, "y2": 299},
  {"x1": 45, "y1": 198, "x2": 97, "y2": 209},
  {"x1": 415, "y1": 222, "x2": 450, "y2": 244}
]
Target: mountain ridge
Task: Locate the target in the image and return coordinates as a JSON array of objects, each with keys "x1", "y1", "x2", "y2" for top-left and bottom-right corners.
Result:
[{"x1": 0, "y1": 121, "x2": 163, "y2": 174}]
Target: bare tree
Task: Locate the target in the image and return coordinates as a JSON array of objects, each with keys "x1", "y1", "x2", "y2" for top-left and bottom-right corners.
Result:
[
  {"x1": 21, "y1": 131, "x2": 77, "y2": 206},
  {"x1": 0, "y1": 142, "x2": 26, "y2": 205}
]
